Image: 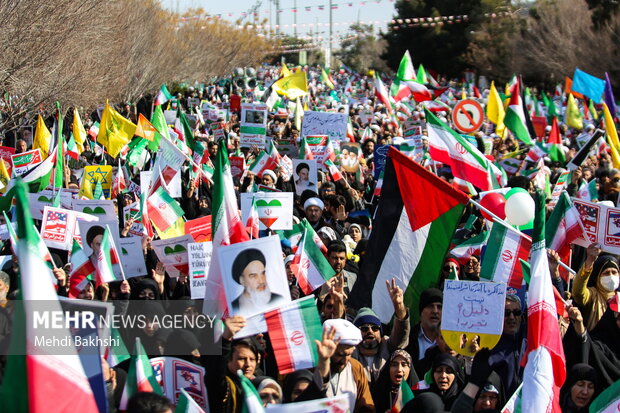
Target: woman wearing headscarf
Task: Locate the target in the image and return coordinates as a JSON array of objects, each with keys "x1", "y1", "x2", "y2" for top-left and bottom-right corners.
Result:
[
  {"x1": 282, "y1": 370, "x2": 314, "y2": 403},
  {"x1": 572, "y1": 244, "x2": 619, "y2": 330},
  {"x1": 559, "y1": 364, "x2": 598, "y2": 413},
  {"x1": 371, "y1": 350, "x2": 419, "y2": 413},
  {"x1": 416, "y1": 353, "x2": 465, "y2": 410},
  {"x1": 251, "y1": 376, "x2": 283, "y2": 407}
]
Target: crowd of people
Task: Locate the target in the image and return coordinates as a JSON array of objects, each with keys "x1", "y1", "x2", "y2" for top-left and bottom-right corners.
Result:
[{"x1": 0, "y1": 62, "x2": 618, "y2": 413}]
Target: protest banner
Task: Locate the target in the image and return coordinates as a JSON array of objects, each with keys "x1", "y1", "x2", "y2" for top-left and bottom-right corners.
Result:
[
  {"x1": 11, "y1": 149, "x2": 42, "y2": 176},
  {"x1": 441, "y1": 280, "x2": 507, "y2": 356},
  {"x1": 118, "y1": 237, "x2": 148, "y2": 278},
  {"x1": 188, "y1": 242, "x2": 213, "y2": 299},
  {"x1": 573, "y1": 198, "x2": 620, "y2": 254},
  {"x1": 184, "y1": 215, "x2": 212, "y2": 242},
  {"x1": 40, "y1": 206, "x2": 98, "y2": 250},
  {"x1": 240, "y1": 103, "x2": 267, "y2": 147},
  {"x1": 77, "y1": 219, "x2": 123, "y2": 277},
  {"x1": 150, "y1": 357, "x2": 208, "y2": 410},
  {"x1": 151, "y1": 234, "x2": 193, "y2": 277},
  {"x1": 304, "y1": 135, "x2": 330, "y2": 166},
  {"x1": 240, "y1": 192, "x2": 294, "y2": 231},
  {"x1": 301, "y1": 110, "x2": 348, "y2": 141},
  {"x1": 359, "y1": 109, "x2": 374, "y2": 125}
]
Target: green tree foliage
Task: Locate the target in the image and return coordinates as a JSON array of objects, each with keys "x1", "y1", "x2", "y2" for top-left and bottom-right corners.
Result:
[{"x1": 336, "y1": 24, "x2": 390, "y2": 74}]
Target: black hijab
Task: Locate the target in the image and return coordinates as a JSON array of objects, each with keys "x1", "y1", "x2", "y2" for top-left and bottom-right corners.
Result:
[
  {"x1": 427, "y1": 353, "x2": 465, "y2": 410},
  {"x1": 559, "y1": 364, "x2": 598, "y2": 413}
]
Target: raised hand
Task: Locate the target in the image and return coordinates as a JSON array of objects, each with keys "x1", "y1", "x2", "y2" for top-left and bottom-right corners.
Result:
[{"x1": 386, "y1": 278, "x2": 406, "y2": 320}]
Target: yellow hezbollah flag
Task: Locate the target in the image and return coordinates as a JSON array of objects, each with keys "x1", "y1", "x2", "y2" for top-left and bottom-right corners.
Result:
[
  {"x1": 134, "y1": 113, "x2": 157, "y2": 141},
  {"x1": 486, "y1": 81, "x2": 506, "y2": 138},
  {"x1": 272, "y1": 70, "x2": 308, "y2": 100},
  {"x1": 97, "y1": 101, "x2": 136, "y2": 158},
  {"x1": 78, "y1": 175, "x2": 94, "y2": 200},
  {"x1": 72, "y1": 107, "x2": 87, "y2": 153},
  {"x1": 281, "y1": 63, "x2": 292, "y2": 77},
  {"x1": 33, "y1": 114, "x2": 52, "y2": 159},
  {"x1": 566, "y1": 94, "x2": 583, "y2": 130},
  {"x1": 603, "y1": 103, "x2": 620, "y2": 168},
  {"x1": 0, "y1": 160, "x2": 10, "y2": 193}
]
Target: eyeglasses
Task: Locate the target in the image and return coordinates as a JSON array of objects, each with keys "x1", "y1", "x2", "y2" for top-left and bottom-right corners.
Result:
[
  {"x1": 359, "y1": 325, "x2": 380, "y2": 333},
  {"x1": 504, "y1": 309, "x2": 522, "y2": 317}
]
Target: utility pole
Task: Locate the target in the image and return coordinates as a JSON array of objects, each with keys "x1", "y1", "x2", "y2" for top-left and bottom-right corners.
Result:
[
  {"x1": 275, "y1": 0, "x2": 280, "y2": 35},
  {"x1": 328, "y1": 0, "x2": 333, "y2": 68},
  {"x1": 294, "y1": 0, "x2": 297, "y2": 37}
]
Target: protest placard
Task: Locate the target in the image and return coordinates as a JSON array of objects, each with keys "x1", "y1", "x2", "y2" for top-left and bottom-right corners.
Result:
[
  {"x1": 240, "y1": 103, "x2": 267, "y2": 147},
  {"x1": 118, "y1": 237, "x2": 147, "y2": 278},
  {"x1": 150, "y1": 357, "x2": 208, "y2": 409},
  {"x1": 573, "y1": 198, "x2": 620, "y2": 254},
  {"x1": 184, "y1": 215, "x2": 212, "y2": 242},
  {"x1": 83, "y1": 165, "x2": 113, "y2": 199},
  {"x1": 72, "y1": 199, "x2": 117, "y2": 222},
  {"x1": 240, "y1": 192, "x2": 294, "y2": 231},
  {"x1": 187, "y1": 242, "x2": 213, "y2": 299},
  {"x1": 151, "y1": 234, "x2": 193, "y2": 278},
  {"x1": 301, "y1": 110, "x2": 348, "y2": 141},
  {"x1": 11, "y1": 149, "x2": 42, "y2": 176}
]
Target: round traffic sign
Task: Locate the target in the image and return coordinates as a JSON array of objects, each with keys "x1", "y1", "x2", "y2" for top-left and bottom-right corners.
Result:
[{"x1": 452, "y1": 99, "x2": 484, "y2": 133}]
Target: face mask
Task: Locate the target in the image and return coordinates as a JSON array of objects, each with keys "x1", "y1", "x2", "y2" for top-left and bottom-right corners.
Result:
[{"x1": 600, "y1": 275, "x2": 620, "y2": 292}]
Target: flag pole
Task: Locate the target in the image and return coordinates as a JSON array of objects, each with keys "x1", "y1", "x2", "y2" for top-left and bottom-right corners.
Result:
[
  {"x1": 105, "y1": 224, "x2": 126, "y2": 281},
  {"x1": 468, "y1": 198, "x2": 576, "y2": 276}
]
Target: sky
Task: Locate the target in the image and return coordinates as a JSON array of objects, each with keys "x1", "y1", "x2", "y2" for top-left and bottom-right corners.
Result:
[{"x1": 160, "y1": 0, "x2": 397, "y2": 45}]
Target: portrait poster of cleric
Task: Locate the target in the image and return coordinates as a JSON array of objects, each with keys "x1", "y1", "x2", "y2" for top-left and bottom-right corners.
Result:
[
  {"x1": 292, "y1": 159, "x2": 318, "y2": 196},
  {"x1": 218, "y1": 235, "x2": 291, "y2": 319}
]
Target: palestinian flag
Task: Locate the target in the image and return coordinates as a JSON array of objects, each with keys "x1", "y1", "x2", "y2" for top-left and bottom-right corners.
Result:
[
  {"x1": 291, "y1": 221, "x2": 336, "y2": 294},
  {"x1": 119, "y1": 338, "x2": 164, "y2": 411},
  {"x1": 480, "y1": 221, "x2": 531, "y2": 288},
  {"x1": 176, "y1": 389, "x2": 206, "y2": 413},
  {"x1": 504, "y1": 80, "x2": 533, "y2": 145},
  {"x1": 154, "y1": 83, "x2": 173, "y2": 106},
  {"x1": 69, "y1": 239, "x2": 95, "y2": 298},
  {"x1": 450, "y1": 231, "x2": 490, "y2": 264},
  {"x1": 425, "y1": 108, "x2": 500, "y2": 191},
  {"x1": 547, "y1": 117, "x2": 565, "y2": 163},
  {"x1": 0, "y1": 180, "x2": 98, "y2": 412},
  {"x1": 349, "y1": 147, "x2": 468, "y2": 323},
  {"x1": 264, "y1": 296, "x2": 323, "y2": 374},
  {"x1": 589, "y1": 377, "x2": 620, "y2": 413},
  {"x1": 391, "y1": 380, "x2": 414, "y2": 413},
  {"x1": 95, "y1": 226, "x2": 122, "y2": 285},
  {"x1": 522, "y1": 191, "x2": 566, "y2": 413},
  {"x1": 147, "y1": 186, "x2": 185, "y2": 232},
  {"x1": 238, "y1": 370, "x2": 264, "y2": 413}
]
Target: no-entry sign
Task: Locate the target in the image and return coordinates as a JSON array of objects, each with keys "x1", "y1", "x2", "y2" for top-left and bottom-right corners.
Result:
[{"x1": 452, "y1": 99, "x2": 484, "y2": 133}]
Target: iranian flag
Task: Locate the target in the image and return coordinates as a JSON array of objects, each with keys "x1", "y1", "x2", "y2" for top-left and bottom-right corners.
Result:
[
  {"x1": 67, "y1": 133, "x2": 80, "y2": 160},
  {"x1": 203, "y1": 139, "x2": 250, "y2": 316},
  {"x1": 450, "y1": 231, "x2": 490, "y2": 264},
  {"x1": 391, "y1": 380, "x2": 414, "y2": 413},
  {"x1": 119, "y1": 338, "x2": 164, "y2": 411},
  {"x1": 0, "y1": 180, "x2": 98, "y2": 413},
  {"x1": 291, "y1": 222, "x2": 336, "y2": 295},
  {"x1": 480, "y1": 221, "x2": 531, "y2": 288},
  {"x1": 69, "y1": 239, "x2": 95, "y2": 298},
  {"x1": 238, "y1": 370, "x2": 264, "y2": 413},
  {"x1": 104, "y1": 327, "x2": 130, "y2": 368},
  {"x1": 348, "y1": 147, "x2": 469, "y2": 323},
  {"x1": 245, "y1": 195, "x2": 260, "y2": 239},
  {"x1": 324, "y1": 159, "x2": 343, "y2": 181},
  {"x1": 154, "y1": 83, "x2": 173, "y2": 106},
  {"x1": 265, "y1": 139, "x2": 281, "y2": 170},
  {"x1": 576, "y1": 179, "x2": 598, "y2": 201},
  {"x1": 95, "y1": 226, "x2": 122, "y2": 285},
  {"x1": 390, "y1": 50, "x2": 432, "y2": 103},
  {"x1": 373, "y1": 170, "x2": 384, "y2": 197},
  {"x1": 504, "y1": 80, "x2": 533, "y2": 145},
  {"x1": 264, "y1": 296, "x2": 323, "y2": 374},
  {"x1": 248, "y1": 150, "x2": 272, "y2": 177},
  {"x1": 501, "y1": 384, "x2": 523, "y2": 413},
  {"x1": 112, "y1": 160, "x2": 126, "y2": 198},
  {"x1": 522, "y1": 191, "x2": 566, "y2": 413},
  {"x1": 147, "y1": 186, "x2": 185, "y2": 232},
  {"x1": 176, "y1": 389, "x2": 206, "y2": 413},
  {"x1": 425, "y1": 108, "x2": 500, "y2": 191},
  {"x1": 545, "y1": 192, "x2": 584, "y2": 261},
  {"x1": 299, "y1": 137, "x2": 314, "y2": 160},
  {"x1": 589, "y1": 377, "x2": 620, "y2": 413},
  {"x1": 374, "y1": 73, "x2": 394, "y2": 114}
]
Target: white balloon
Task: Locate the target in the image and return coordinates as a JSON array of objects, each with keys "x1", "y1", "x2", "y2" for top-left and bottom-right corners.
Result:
[{"x1": 505, "y1": 192, "x2": 535, "y2": 226}]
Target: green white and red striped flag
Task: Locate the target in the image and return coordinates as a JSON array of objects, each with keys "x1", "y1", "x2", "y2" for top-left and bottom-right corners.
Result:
[
  {"x1": 324, "y1": 159, "x2": 343, "y2": 181},
  {"x1": 154, "y1": 83, "x2": 173, "y2": 106},
  {"x1": 104, "y1": 327, "x2": 130, "y2": 368},
  {"x1": 299, "y1": 137, "x2": 314, "y2": 160},
  {"x1": 501, "y1": 384, "x2": 523, "y2": 413},
  {"x1": 119, "y1": 338, "x2": 164, "y2": 411},
  {"x1": 95, "y1": 226, "x2": 122, "y2": 285},
  {"x1": 548, "y1": 171, "x2": 570, "y2": 208},
  {"x1": 391, "y1": 380, "x2": 414, "y2": 413},
  {"x1": 245, "y1": 195, "x2": 260, "y2": 239},
  {"x1": 504, "y1": 80, "x2": 533, "y2": 145},
  {"x1": 450, "y1": 231, "x2": 490, "y2": 264},
  {"x1": 0, "y1": 180, "x2": 98, "y2": 412},
  {"x1": 69, "y1": 239, "x2": 95, "y2": 298},
  {"x1": 291, "y1": 221, "x2": 336, "y2": 294},
  {"x1": 424, "y1": 108, "x2": 501, "y2": 191},
  {"x1": 238, "y1": 370, "x2": 264, "y2": 413},
  {"x1": 588, "y1": 377, "x2": 620, "y2": 413},
  {"x1": 5, "y1": 144, "x2": 57, "y2": 194},
  {"x1": 67, "y1": 133, "x2": 80, "y2": 160},
  {"x1": 265, "y1": 296, "x2": 323, "y2": 374},
  {"x1": 374, "y1": 73, "x2": 394, "y2": 114},
  {"x1": 175, "y1": 388, "x2": 206, "y2": 413},
  {"x1": 147, "y1": 186, "x2": 185, "y2": 232},
  {"x1": 545, "y1": 191, "x2": 584, "y2": 281},
  {"x1": 576, "y1": 178, "x2": 598, "y2": 201},
  {"x1": 248, "y1": 150, "x2": 271, "y2": 177},
  {"x1": 480, "y1": 221, "x2": 531, "y2": 288}
]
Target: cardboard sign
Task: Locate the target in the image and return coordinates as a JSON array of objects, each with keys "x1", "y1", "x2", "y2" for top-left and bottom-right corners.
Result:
[
  {"x1": 28, "y1": 189, "x2": 78, "y2": 220},
  {"x1": 573, "y1": 198, "x2": 620, "y2": 254},
  {"x1": 150, "y1": 357, "x2": 208, "y2": 409},
  {"x1": 184, "y1": 215, "x2": 212, "y2": 242},
  {"x1": 72, "y1": 199, "x2": 117, "y2": 222},
  {"x1": 41, "y1": 207, "x2": 75, "y2": 250},
  {"x1": 188, "y1": 242, "x2": 213, "y2": 299},
  {"x1": 83, "y1": 165, "x2": 113, "y2": 199},
  {"x1": 265, "y1": 395, "x2": 350, "y2": 413},
  {"x1": 151, "y1": 234, "x2": 193, "y2": 278},
  {"x1": 11, "y1": 149, "x2": 42, "y2": 176},
  {"x1": 292, "y1": 159, "x2": 318, "y2": 196},
  {"x1": 210, "y1": 122, "x2": 226, "y2": 141},
  {"x1": 301, "y1": 110, "x2": 348, "y2": 142},
  {"x1": 441, "y1": 280, "x2": 507, "y2": 356},
  {"x1": 0, "y1": 146, "x2": 16, "y2": 176},
  {"x1": 240, "y1": 192, "x2": 294, "y2": 231},
  {"x1": 304, "y1": 135, "x2": 330, "y2": 166},
  {"x1": 76, "y1": 219, "x2": 123, "y2": 277},
  {"x1": 122, "y1": 202, "x2": 146, "y2": 238},
  {"x1": 373, "y1": 144, "x2": 392, "y2": 179},
  {"x1": 118, "y1": 237, "x2": 147, "y2": 278},
  {"x1": 219, "y1": 235, "x2": 291, "y2": 319},
  {"x1": 229, "y1": 156, "x2": 246, "y2": 179},
  {"x1": 339, "y1": 142, "x2": 361, "y2": 173},
  {"x1": 359, "y1": 109, "x2": 374, "y2": 126},
  {"x1": 240, "y1": 103, "x2": 267, "y2": 147}
]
